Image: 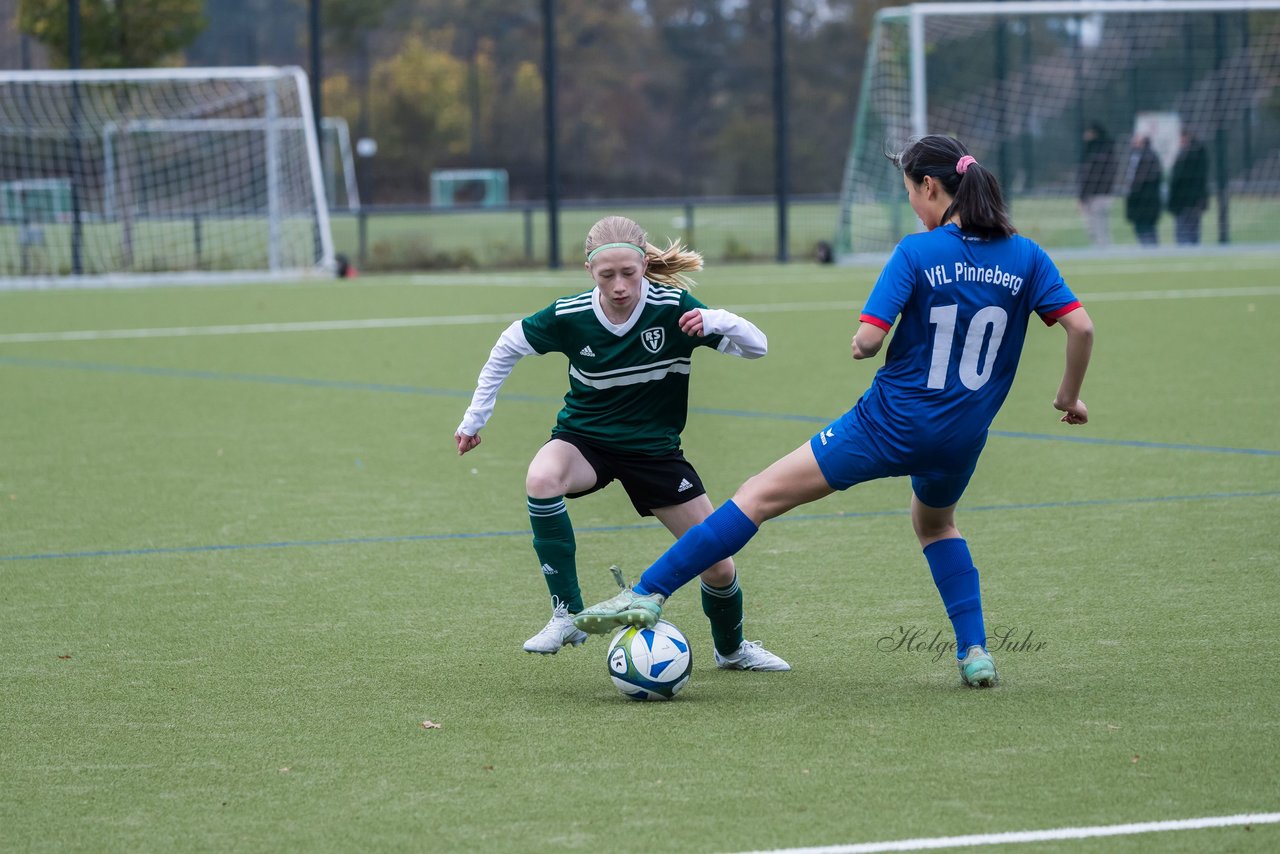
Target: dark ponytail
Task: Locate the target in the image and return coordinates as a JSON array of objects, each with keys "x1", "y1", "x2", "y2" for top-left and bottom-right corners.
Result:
[{"x1": 890, "y1": 135, "x2": 1015, "y2": 240}]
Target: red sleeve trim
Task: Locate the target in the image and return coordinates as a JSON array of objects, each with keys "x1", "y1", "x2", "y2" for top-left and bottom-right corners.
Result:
[
  {"x1": 1040, "y1": 300, "x2": 1082, "y2": 327},
  {"x1": 859, "y1": 313, "x2": 893, "y2": 332}
]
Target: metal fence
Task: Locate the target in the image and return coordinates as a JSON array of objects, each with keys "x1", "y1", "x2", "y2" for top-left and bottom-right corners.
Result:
[{"x1": 331, "y1": 195, "x2": 843, "y2": 272}]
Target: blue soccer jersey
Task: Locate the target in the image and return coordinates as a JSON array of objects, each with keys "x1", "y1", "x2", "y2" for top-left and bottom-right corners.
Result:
[{"x1": 855, "y1": 224, "x2": 1080, "y2": 465}]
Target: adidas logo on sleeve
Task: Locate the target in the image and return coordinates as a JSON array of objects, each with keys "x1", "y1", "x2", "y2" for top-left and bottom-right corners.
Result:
[
  {"x1": 677, "y1": 478, "x2": 693, "y2": 492},
  {"x1": 579, "y1": 346, "x2": 595, "y2": 357}
]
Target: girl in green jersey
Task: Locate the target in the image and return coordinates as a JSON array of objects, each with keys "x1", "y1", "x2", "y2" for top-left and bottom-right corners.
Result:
[{"x1": 456, "y1": 216, "x2": 789, "y2": 670}]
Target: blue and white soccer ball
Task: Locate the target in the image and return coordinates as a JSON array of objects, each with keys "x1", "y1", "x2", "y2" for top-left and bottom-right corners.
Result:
[{"x1": 607, "y1": 619, "x2": 692, "y2": 701}]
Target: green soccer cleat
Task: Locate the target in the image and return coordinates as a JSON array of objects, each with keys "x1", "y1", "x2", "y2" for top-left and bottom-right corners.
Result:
[
  {"x1": 572, "y1": 589, "x2": 665, "y2": 634},
  {"x1": 958, "y1": 645, "x2": 999, "y2": 688}
]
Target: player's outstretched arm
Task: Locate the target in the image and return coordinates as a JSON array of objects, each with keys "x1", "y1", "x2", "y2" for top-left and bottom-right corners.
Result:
[
  {"x1": 1053, "y1": 307, "x2": 1094, "y2": 425},
  {"x1": 455, "y1": 320, "x2": 537, "y2": 450}
]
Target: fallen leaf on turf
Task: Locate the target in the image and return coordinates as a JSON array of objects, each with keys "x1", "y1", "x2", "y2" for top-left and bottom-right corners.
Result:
[
  {"x1": 57, "y1": 655, "x2": 72, "y2": 660},
  {"x1": 279, "y1": 767, "x2": 290, "y2": 773},
  {"x1": 421, "y1": 720, "x2": 442, "y2": 729},
  {"x1": 1106, "y1": 724, "x2": 1120, "y2": 731},
  {"x1": 1131, "y1": 754, "x2": 1140, "y2": 764},
  {"x1": 482, "y1": 765, "x2": 494, "y2": 771}
]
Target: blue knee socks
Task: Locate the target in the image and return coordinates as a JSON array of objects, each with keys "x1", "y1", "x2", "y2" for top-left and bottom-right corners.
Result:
[
  {"x1": 635, "y1": 501, "x2": 759, "y2": 598},
  {"x1": 924, "y1": 537, "x2": 987, "y2": 658}
]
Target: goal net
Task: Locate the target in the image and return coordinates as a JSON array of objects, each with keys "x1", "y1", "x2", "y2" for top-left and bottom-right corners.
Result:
[
  {"x1": 835, "y1": 0, "x2": 1280, "y2": 258},
  {"x1": 0, "y1": 66, "x2": 333, "y2": 286}
]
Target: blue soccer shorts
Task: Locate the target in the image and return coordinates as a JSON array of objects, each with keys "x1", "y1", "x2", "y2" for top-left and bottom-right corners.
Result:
[{"x1": 808, "y1": 407, "x2": 985, "y2": 509}]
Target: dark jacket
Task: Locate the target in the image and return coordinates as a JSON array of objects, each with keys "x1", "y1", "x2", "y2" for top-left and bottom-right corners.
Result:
[
  {"x1": 1124, "y1": 143, "x2": 1162, "y2": 227},
  {"x1": 1168, "y1": 139, "x2": 1209, "y2": 214},
  {"x1": 1079, "y1": 136, "x2": 1118, "y2": 200}
]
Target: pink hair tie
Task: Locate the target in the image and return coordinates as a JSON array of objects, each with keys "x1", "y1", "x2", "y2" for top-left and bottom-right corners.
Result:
[{"x1": 956, "y1": 155, "x2": 977, "y2": 174}]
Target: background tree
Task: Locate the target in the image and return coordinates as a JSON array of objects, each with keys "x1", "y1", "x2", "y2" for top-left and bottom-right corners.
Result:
[
  {"x1": 360, "y1": 31, "x2": 472, "y2": 199},
  {"x1": 18, "y1": 0, "x2": 207, "y2": 268},
  {"x1": 176, "y1": 0, "x2": 890, "y2": 202},
  {"x1": 18, "y1": 0, "x2": 206, "y2": 68},
  {"x1": 313, "y1": 0, "x2": 398, "y2": 56}
]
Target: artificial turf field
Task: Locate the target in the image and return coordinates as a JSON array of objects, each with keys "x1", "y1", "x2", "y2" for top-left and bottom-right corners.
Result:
[{"x1": 2, "y1": 253, "x2": 1277, "y2": 852}]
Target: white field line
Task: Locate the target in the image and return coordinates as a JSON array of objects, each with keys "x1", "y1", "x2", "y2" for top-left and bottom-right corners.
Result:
[
  {"x1": 1, "y1": 286, "x2": 1277, "y2": 345},
  {"x1": 404, "y1": 250, "x2": 1280, "y2": 284},
  {"x1": 725, "y1": 811, "x2": 1280, "y2": 854},
  {"x1": 404, "y1": 255, "x2": 1280, "y2": 285},
  {"x1": 1075, "y1": 284, "x2": 1280, "y2": 302},
  {"x1": 0, "y1": 313, "x2": 527, "y2": 344}
]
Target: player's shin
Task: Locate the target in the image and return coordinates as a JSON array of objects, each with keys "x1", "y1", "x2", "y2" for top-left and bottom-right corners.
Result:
[
  {"x1": 528, "y1": 496, "x2": 582, "y2": 612},
  {"x1": 635, "y1": 501, "x2": 759, "y2": 598},
  {"x1": 701, "y1": 574, "x2": 745, "y2": 656},
  {"x1": 923, "y1": 537, "x2": 987, "y2": 657}
]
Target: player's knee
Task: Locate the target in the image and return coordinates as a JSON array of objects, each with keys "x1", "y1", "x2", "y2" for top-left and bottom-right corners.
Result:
[
  {"x1": 700, "y1": 559, "x2": 736, "y2": 588},
  {"x1": 525, "y1": 467, "x2": 564, "y2": 499},
  {"x1": 913, "y1": 516, "x2": 958, "y2": 545}
]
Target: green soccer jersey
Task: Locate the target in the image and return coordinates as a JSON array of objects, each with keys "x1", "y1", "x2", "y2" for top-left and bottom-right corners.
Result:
[{"x1": 521, "y1": 282, "x2": 725, "y2": 455}]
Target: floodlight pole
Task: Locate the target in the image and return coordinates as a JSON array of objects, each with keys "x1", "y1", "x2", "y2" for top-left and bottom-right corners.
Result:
[
  {"x1": 1213, "y1": 11, "x2": 1230, "y2": 244},
  {"x1": 542, "y1": 0, "x2": 561, "y2": 269},
  {"x1": 772, "y1": 0, "x2": 789, "y2": 262},
  {"x1": 310, "y1": 0, "x2": 323, "y2": 173},
  {"x1": 69, "y1": 0, "x2": 83, "y2": 275}
]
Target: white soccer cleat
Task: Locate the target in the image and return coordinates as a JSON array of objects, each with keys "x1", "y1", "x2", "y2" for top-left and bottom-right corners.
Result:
[
  {"x1": 523, "y1": 597, "x2": 589, "y2": 654},
  {"x1": 713, "y1": 639, "x2": 791, "y2": 671}
]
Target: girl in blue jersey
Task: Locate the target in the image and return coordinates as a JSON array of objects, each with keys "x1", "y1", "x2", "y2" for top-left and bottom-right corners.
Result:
[{"x1": 574, "y1": 137, "x2": 1095, "y2": 687}]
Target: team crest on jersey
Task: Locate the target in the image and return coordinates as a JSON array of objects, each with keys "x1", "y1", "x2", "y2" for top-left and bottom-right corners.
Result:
[{"x1": 641, "y1": 327, "x2": 665, "y2": 353}]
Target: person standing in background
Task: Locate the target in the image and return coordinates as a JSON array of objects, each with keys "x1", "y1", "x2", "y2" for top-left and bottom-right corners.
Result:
[
  {"x1": 1167, "y1": 130, "x2": 1210, "y2": 245},
  {"x1": 1124, "y1": 134, "x2": 1163, "y2": 246},
  {"x1": 1078, "y1": 122, "x2": 1119, "y2": 247}
]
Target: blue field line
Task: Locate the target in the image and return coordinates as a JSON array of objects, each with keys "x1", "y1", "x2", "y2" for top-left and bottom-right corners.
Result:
[
  {"x1": 0, "y1": 354, "x2": 548, "y2": 405},
  {"x1": 3, "y1": 353, "x2": 1279, "y2": 456},
  {"x1": 4, "y1": 489, "x2": 1277, "y2": 564},
  {"x1": 987, "y1": 430, "x2": 1280, "y2": 456}
]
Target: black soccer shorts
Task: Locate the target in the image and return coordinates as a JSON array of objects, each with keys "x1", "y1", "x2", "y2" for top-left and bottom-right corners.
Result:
[{"x1": 551, "y1": 431, "x2": 707, "y2": 517}]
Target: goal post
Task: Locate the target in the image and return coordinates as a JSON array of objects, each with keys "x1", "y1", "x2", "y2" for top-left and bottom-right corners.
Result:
[
  {"x1": 0, "y1": 66, "x2": 334, "y2": 287},
  {"x1": 836, "y1": 0, "x2": 1280, "y2": 259}
]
